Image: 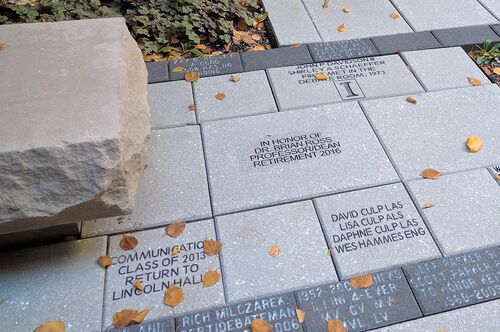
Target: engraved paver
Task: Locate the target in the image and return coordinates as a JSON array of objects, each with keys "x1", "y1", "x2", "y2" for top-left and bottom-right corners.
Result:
[
  {"x1": 148, "y1": 81, "x2": 196, "y2": 129},
  {"x1": 168, "y1": 54, "x2": 243, "y2": 80},
  {"x1": 392, "y1": 0, "x2": 498, "y2": 31},
  {"x1": 296, "y1": 268, "x2": 421, "y2": 332},
  {"x1": 302, "y1": 0, "x2": 412, "y2": 42},
  {"x1": 194, "y1": 71, "x2": 278, "y2": 122},
  {"x1": 82, "y1": 127, "x2": 211, "y2": 237},
  {"x1": 202, "y1": 102, "x2": 398, "y2": 215},
  {"x1": 107, "y1": 318, "x2": 175, "y2": 332},
  {"x1": 267, "y1": 55, "x2": 423, "y2": 111},
  {"x1": 0, "y1": 237, "x2": 107, "y2": 331},
  {"x1": 403, "y1": 246, "x2": 500, "y2": 315},
  {"x1": 488, "y1": 164, "x2": 500, "y2": 184},
  {"x1": 371, "y1": 299, "x2": 500, "y2": 331},
  {"x1": 406, "y1": 169, "x2": 500, "y2": 256},
  {"x1": 361, "y1": 85, "x2": 500, "y2": 180},
  {"x1": 402, "y1": 47, "x2": 490, "y2": 91},
  {"x1": 307, "y1": 39, "x2": 379, "y2": 62},
  {"x1": 176, "y1": 293, "x2": 303, "y2": 332},
  {"x1": 102, "y1": 220, "x2": 224, "y2": 330},
  {"x1": 216, "y1": 201, "x2": 337, "y2": 303},
  {"x1": 314, "y1": 183, "x2": 441, "y2": 279},
  {"x1": 261, "y1": 0, "x2": 322, "y2": 46}
]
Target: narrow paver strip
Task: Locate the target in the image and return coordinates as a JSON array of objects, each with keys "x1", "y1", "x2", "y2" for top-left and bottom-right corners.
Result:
[
  {"x1": 240, "y1": 45, "x2": 313, "y2": 71},
  {"x1": 168, "y1": 53, "x2": 243, "y2": 80},
  {"x1": 371, "y1": 31, "x2": 441, "y2": 55},
  {"x1": 432, "y1": 25, "x2": 500, "y2": 47},
  {"x1": 488, "y1": 164, "x2": 500, "y2": 184}
]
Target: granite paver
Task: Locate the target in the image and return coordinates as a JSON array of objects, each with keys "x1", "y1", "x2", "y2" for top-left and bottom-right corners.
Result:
[
  {"x1": 392, "y1": 0, "x2": 498, "y2": 31},
  {"x1": 102, "y1": 220, "x2": 224, "y2": 330},
  {"x1": 314, "y1": 183, "x2": 441, "y2": 279},
  {"x1": 216, "y1": 201, "x2": 337, "y2": 303},
  {"x1": 371, "y1": 31, "x2": 441, "y2": 55},
  {"x1": 307, "y1": 39, "x2": 379, "y2": 62},
  {"x1": 240, "y1": 45, "x2": 313, "y2": 71},
  {"x1": 261, "y1": 0, "x2": 322, "y2": 46},
  {"x1": 303, "y1": 0, "x2": 412, "y2": 42},
  {"x1": 403, "y1": 246, "x2": 500, "y2": 315},
  {"x1": 432, "y1": 25, "x2": 500, "y2": 47},
  {"x1": 407, "y1": 169, "x2": 500, "y2": 256},
  {"x1": 194, "y1": 71, "x2": 278, "y2": 122},
  {"x1": 361, "y1": 85, "x2": 500, "y2": 180},
  {"x1": 0, "y1": 237, "x2": 107, "y2": 331},
  {"x1": 202, "y1": 102, "x2": 398, "y2": 215},
  {"x1": 296, "y1": 268, "x2": 421, "y2": 332},
  {"x1": 267, "y1": 55, "x2": 423, "y2": 111},
  {"x1": 168, "y1": 54, "x2": 243, "y2": 80},
  {"x1": 402, "y1": 47, "x2": 490, "y2": 91},
  {"x1": 82, "y1": 127, "x2": 211, "y2": 237},
  {"x1": 147, "y1": 81, "x2": 196, "y2": 129},
  {"x1": 146, "y1": 61, "x2": 169, "y2": 83},
  {"x1": 371, "y1": 299, "x2": 500, "y2": 331}
]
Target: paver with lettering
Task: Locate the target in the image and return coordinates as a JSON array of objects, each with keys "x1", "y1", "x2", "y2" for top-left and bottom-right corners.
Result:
[
  {"x1": 202, "y1": 102, "x2": 398, "y2": 215},
  {"x1": 296, "y1": 268, "x2": 421, "y2": 332},
  {"x1": 102, "y1": 220, "x2": 225, "y2": 330},
  {"x1": 168, "y1": 54, "x2": 243, "y2": 80},
  {"x1": 488, "y1": 164, "x2": 500, "y2": 185},
  {"x1": 314, "y1": 183, "x2": 440, "y2": 279},
  {"x1": 267, "y1": 55, "x2": 423, "y2": 111}
]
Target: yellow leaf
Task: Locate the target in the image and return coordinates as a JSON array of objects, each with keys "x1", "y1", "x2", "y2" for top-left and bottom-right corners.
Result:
[
  {"x1": 184, "y1": 71, "x2": 199, "y2": 83},
  {"x1": 165, "y1": 221, "x2": 186, "y2": 238},
  {"x1": 295, "y1": 308, "x2": 306, "y2": 323},
  {"x1": 230, "y1": 75, "x2": 240, "y2": 83},
  {"x1": 131, "y1": 309, "x2": 150, "y2": 324},
  {"x1": 204, "y1": 239, "x2": 223, "y2": 255},
  {"x1": 336, "y1": 24, "x2": 346, "y2": 32},
  {"x1": 256, "y1": 12, "x2": 268, "y2": 23},
  {"x1": 215, "y1": 92, "x2": 226, "y2": 101},
  {"x1": 327, "y1": 319, "x2": 346, "y2": 332},
  {"x1": 350, "y1": 274, "x2": 373, "y2": 289},
  {"x1": 250, "y1": 319, "x2": 272, "y2": 332},
  {"x1": 112, "y1": 309, "x2": 149, "y2": 328},
  {"x1": 97, "y1": 255, "x2": 112, "y2": 268},
  {"x1": 495, "y1": 174, "x2": 500, "y2": 180},
  {"x1": 164, "y1": 285, "x2": 184, "y2": 307},
  {"x1": 203, "y1": 270, "x2": 221, "y2": 288},
  {"x1": 322, "y1": 0, "x2": 329, "y2": 8},
  {"x1": 420, "y1": 168, "x2": 441, "y2": 180},
  {"x1": 172, "y1": 66, "x2": 186, "y2": 73},
  {"x1": 467, "y1": 77, "x2": 481, "y2": 86},
  {"x1": 342, "y1": 7, "x2": 350, "y2": 13},
  {"x1": 120, "y1": 234, "x2": 138, "y2": 251},
  {"x1": 34, "y1": 321, "x2": 65, "y2": 332},
  {"x1": 390, "y1": 11, "x2": 399, "y2": 19},
  {"x1": 172, "y1": 246, "x2": 181, "y2": 255},
  {"x1": 188, "y1": 103, "x2": 197, "y2": 111},
  {"x1": 422, "y1": 203, "x2": 434, "y2": 209},
  {"x1": 314, "y1": 73, "x2": 329, "y2": 81},
  {"x1": 466, "y1": 136, "x2": 483, "y2": 153},
  {"x1": 493, "y1": 67, "x2": 500, "y2": 75},
  {"x1": 406, "y1": 96, "x2": 417, "y2": 104},
  {"x1": 134, "y1": 279, "x2": 144, "y2": 291},
  {"x1": 268, "y1": 244, "x2": 280, "y2": 257}
]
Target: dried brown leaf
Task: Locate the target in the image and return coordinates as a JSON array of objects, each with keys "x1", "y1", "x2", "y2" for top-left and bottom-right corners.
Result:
[
  {"x1": 143, "y1": 53, "x2": 164, "y2": 62},
  {"x1": 390, "y1": 11, "x2": 399, "y2": 19},
  {"x1": 215, "y1": 92, "x2": 226, "y2": 101},
  {"x1": 250, "y1": 319, "x2": 273, "y2": 332},
  {"x1": 467, "y1": 76, "x2": 481, "y2": 86},
  {"x1": 184, "y1": 71, "x2": 199, "y2": 83},
  {"x1": 172, "y1": 246, "x2": 181, "y2": 255},
  {"x1": 237, "y1": 19, "x2": 248, "y2": 31},
  {"x1": 0, "y1": 42, "x2": 5, "y2": 51},
  {"x1": 250, "y1": 45, "x2": 267, "y2": 52},
  {"x1": 327, "y1": 320, "x2": 346, "y2": 332},
  {"x1": 422, "y1": 203, "x2": 434, "y2": 209},
  {"x1": 134, "y1": 279, "x2": 144, "y2": 291},
  {"x1": 188, "y1": 103, "x2": 197, "y2": 111},
  {"x1": 336, "y1": 24, "x2": 346, "y2": 32},
  {"x1": 466, "y1": 136, "x2": 483, "y2": 152},
  {"x1": 268, "y1": 244, "x2": 280, "y2": 257},
  {"x1": 195, "y1": 44, "x2": 208, "y2": 51},
  {"x1": 203, "y1": 270, "x2": 221, "y2": 288},
  {"x1": 241, "y1": 34, "x2": 255, "y2": 45},
  {"x1": 493, "y1": 67, "x2": 500, "y2": 75},
  {"x1": 97, "y1": 255, "x2": 112, "y2": 268},
  {"x1": 295, "y1": 308, "x2": 306, "y2": 323},
  {"x1": 495, "y1": 174, "x2": 500, "y2": 180},
  {"x1": 112, "y1": 309, "x2": 149, "y2": 328},
  {"x1": 172, "y1": 66, "x2": 186, "y2": 73},
  {"x1": 481, "y1": 65, "x2": 493, "y2": 75},
  {"x1": 342, "y1": 7, "x2": 350, "y2": 13},
  {"x1": 322, "y1": 0, "x2": 329, "y2": 8},
  {"x1": 230, "y1": 75, "x2": 240, "y2": 82},
  {"x1": 252, "y1": 34, "x2": 262, "y2": 41},
  {"x1": 256, "y1": 12, "x2": 268, "y2": 23},
  {"x1": 204, "y1": 239, "x2": 223, "y2": 255},
  {"x1": 120, "y1": 235, "x2": 138, "y2": 251},
  {"x1": 34, "y1": 321, "x2": 65, "y2": 332},
  {"x1": 164, "y1": 285, "x2": 184, "y2": 307},
  {"x1": 165, "y1": 221, "x2": 186, "y2": 238},
  {"x1": 406, "y1": 96, "x2": 417, "y2": 104},
  {"x1": 290, "y1": 44, "x2": 302, "y2": 48},
  {"x1": 420, "y1": 168, "x2": 441, "y2": 180},
  {"x1": 350, "y1": 274, "x2": 373, "y2": 289}
]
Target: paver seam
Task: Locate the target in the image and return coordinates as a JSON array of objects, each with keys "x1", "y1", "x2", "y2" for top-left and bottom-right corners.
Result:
[
  {"x1": 387, "y1": 0, "x2": 418, "y2": 32},
  {"x1": 210, "y1": 218, "x2": 229, "y2": 309},
  {"x1": 264, "y1": 69, "x2": 282, "y2": 112},
  {"x1": 297, "y1": 0, "x2": 324, "y2": 43},
  {"x1": 398, "y1": 52, "x2": 431, "y2": 92}
]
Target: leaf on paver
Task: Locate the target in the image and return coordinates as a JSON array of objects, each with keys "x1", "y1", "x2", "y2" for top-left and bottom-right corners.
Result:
[
  {"x1": 195, "y1": 44, "x2": 208, "y2": 51},
  {"x1": 295, "y1": 308, "x2": 306, "y2": 323},
  {"x1": 134, "y1": 279, "x2": 144, "y2": 291},
  {"x1": 406, "y1": 96, "x2": 417, "y2": 104},
  {"x1": 203, "y1": 270, "x2": 221, "y2": 288},
  {"x1": 215, "y1": 92, "x2": 226, "y2": 101},
  {"x1": 342, "y1": 7, "x2": 350, "y2": 13},
  {"x1": 420, "y1": 168, "x2": 441, "y2": 180},
  {"x1": 315, "y1": 73, "x2": 329, "y2": 81},
  {"x1": 0, "y1": 42, "x2": 5, "y2": 51},
  {"x1": 250, "y1": 319, "x2": 273, "y2": 332},
  {"x1": 250, "y1": 45, "x2": 267, "y2": 52},
  {"x1": 165, "y1": 221, "x2": 186, "y2": 238},
  {"x1": 184, "y1": 71, "x2": 199, "y2": 83},
  {"x1": 256, "y1": 12, "x2": 268, "y2": 23},
  {"x1": 230, "y1": 75, "x2": 240, "y2": 82},
  {"x1": 350, "y1": 274, "x2": 373, "y2": 289},
  {"x1": 164, "y1": 285, "x2": 184, "y2": 307},
  {"x1": 0, "y1": 298, "x2": 5, "y2": 305},
  {"x1": 481, "y1": 65, "x2": 493, "y2": 75},
  {"x1": 172, "y1": 66, "x2": 186, "y2": 73},
  {"x1": 120, "y1": 234, "x2": 138, "y2": 251},
  {"x1": 322, "y1": 0, "x2": 329, "y2": 8},
  {"x1": 495, "y1": 174, "x2": 500, "y2": 180},
  {"x1": 327, "y1": 319, "x2": 346, "y2": 332},
  {"x1": 493, "y1": 68, "x2": 500, "y2": 75},
  {"x1": 112, "y1": 309, "x2": 149, "y2": 328},
  {"x1": 467, "y1": 76, "x2": 481, "y2": 86},
  {"x1": 172, "y1": 246, "x2": 181, "y2": 255},
  {"x1": 188, "y1": 103, "x2": 197, "y2": 111},
  {"x1": 422, "y1": 203, "x2": 434, "y2": 209},
  {"x1": 290, "y1": 44, "x2": 302, "y2": 48},
  {"x1": 336, "y1": 24, "x2": 346, "y2": 32},
  {"x1": 97, "y1": 255, "x2": 112, "y2": 268},
  {"x1": 466, "y1": 136, "x2": 483, "y2": 152},
  {"x1": 389, "y1": 11, "x2": 399, "y2": 19},
  {"x1": 268, "y1": 244, "x2": 280, "y2": 257},
  {"x1": 204, "y1": 239, "x2": 223, "y2": 255},
  {"x1": 34, "y1": 321, "x2": 65, "y2": 332},
  {"x1": 327, "y1": 248, "x2": 332, "y2": 256}
]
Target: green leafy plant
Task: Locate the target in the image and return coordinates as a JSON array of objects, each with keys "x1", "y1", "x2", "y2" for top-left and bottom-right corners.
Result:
[{"x1": 471, "y1": 39, "x2": 500, "y2": 65}]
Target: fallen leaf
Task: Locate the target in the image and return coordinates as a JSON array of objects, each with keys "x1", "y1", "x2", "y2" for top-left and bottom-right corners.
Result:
[
  {"x1": 290, "y1": 44, "x2": 302, "y2": 48},
  {"x1": 295, "y1": 308, "x2": 306, "y2": 323},
  {"x1": 390, "y1": 11, "x2": 399, "y2": 19},
  {"x1": 211, "y1": 51, "x2": 224, "y2": 56},
  {"x1": 165, "y1": 221, "x2": 186, "y2": 238},
  {"x1": 420, "y1": 168, "x2": 441, "y2": 180},
  {"x1": 97, "y1": 255, "x2": 112, "y2": 268},
  {"x1": 256, "y1": 12, "x2": 268, "y2": 23},
  {"x1": 203, "y1": 270, "x2": 221, "y2": 288},
  {"x1": 481, "y1": 65, "x2": 493, "y2": 75},
  {"x1": 34, "y1": 321, "x2": 65, "y2": 332},
  {"x1": 342, "y1": 7, "x2": 350, "y2": 13},
  {"x1": 496, "y1": 174, "x2": 500, "y2": 180},
  {"x1": 188, "y1": 103, "x2": 197, "y2": 111},
  {"x1": 164, "y1": 285, "x2": 184, "y2": 307},
  {"x1": 493, "y1": 67, "x2": 500, "y2": 75},
  {"x1": 350, "y1": 274, "x2": 373, "y2": 289},
  {"x1": 195, "y1": 44, "x2": 207, "y2": 51},
  {"x1": 237, "y1": 19, "x2": 248, "y2": 31},
  {"x1": 215, "y1": 92, "x2": 226, "y2": 101},
  {"x1": 134, "y1": 280, "x2": 144, "y2": 291},
  {"x1": 172, "y1": 66, "x2": 186, "y2": 73},
  {"x1": 184, "y1": 71, "x2": 199, "y2": 83},
  {"x1": 322, "y1": 0, "x2": 329, "y2": 8},
  {"x1": 327, "y1": 248, "x2": 332, "y2": 256},
  {"x1": 406, "y1": 96, "x2": 417, "y2": 104},
  {"x1": 252, "y1": 34, "x2": 261, "y2": 41},
  {"x1": 466, "y1": 136, "x2": 483, "y2": 152},
  {"x1": 422, "y1": 203, "x2": 434, "y2": 209},
  {"x1": 0, "y1": 43, "x2": 5, "y2": 51},
  {"x1": 172, "y1": 246, "x2": 181, "y2": 255},
  {"x1": 467, "y1": 77, "x2": 481, "y2": 86},
  {"x1": 120, "y1": 234, "x2": 138, "y2": 251},
  {"x1": 250, "y1": 319, "x2": 272, "y2": 332},
  {"x1": 112, "y1": 309, "x2": 149, "y2": 328},
  {"x1": 250, "y1": 45, "x2": 267, "y2": 52},
  {"x1": 268, "y1": 244, "x2": 280, "y2": 257},
  {"x1": 436, "y1": 329, "x2": 449, "y2": 332},
  {"x1": 0, "y1": 298, "x2": 5, "y2": 305},
  {"x1": 143, "y1": 53, "x2": 164, "y2": 62},
  {"x1": 336, "y1": 24, "x2": 346, "y2": 32},
  {"x1": 230, "y1": 75, "x2": 240, "y2": 82},
  {"x1": 327, "y1": 319, "x2": 346, "y2": 332},
  {"x1": 242, "y1": 34, "x2": 255, "y2": 45},
  {"x1": 315, "y1": 73, "x2": 329, "y2": 81},
  {"x1": 204, "y1": 239, "x2": 223, "y2": 255}
]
